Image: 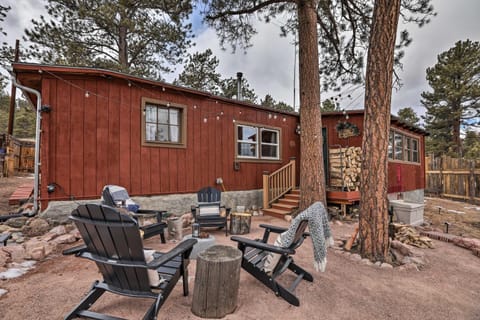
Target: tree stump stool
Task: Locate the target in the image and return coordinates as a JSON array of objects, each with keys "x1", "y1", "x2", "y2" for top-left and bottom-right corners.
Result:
[
  {"x1": 229, "y1": 212, "x2": 252, "y2": 235},
  {"x1": 191, "y1": 245, "x2": 242, "y2": 318}
]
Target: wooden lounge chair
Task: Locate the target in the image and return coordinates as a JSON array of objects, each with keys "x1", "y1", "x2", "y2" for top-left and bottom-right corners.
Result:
[
  {"x1": 63, "y1": 204, "x2": 197, "y2": 320},
  {"x1": 191, "y1": 186, "x2": 231, "y2": 236},
  {"x1": 102, "y1": 185, "x2": 167, "y2": 243},
  {"x1": 231, "y1": 221, "x2": 312, "y2": 306}
]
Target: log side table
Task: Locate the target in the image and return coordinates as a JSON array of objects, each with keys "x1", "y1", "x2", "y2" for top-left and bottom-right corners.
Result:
[{"x1": 191, "y1": 245, "x2": 242, "y2": 318}]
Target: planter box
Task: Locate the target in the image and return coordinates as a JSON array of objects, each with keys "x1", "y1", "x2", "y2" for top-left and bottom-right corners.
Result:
[
  {"x1": 327, "y1": 190, "x2": 360, "y2": 203},
  {"x1": 389, "y1": 200, "x2": 424, "y2": 226}
]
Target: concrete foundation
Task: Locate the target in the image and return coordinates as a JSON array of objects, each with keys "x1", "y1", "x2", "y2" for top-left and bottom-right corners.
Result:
[{"x1": 41, "y1": 189, "x2": 263, "y2": 225}]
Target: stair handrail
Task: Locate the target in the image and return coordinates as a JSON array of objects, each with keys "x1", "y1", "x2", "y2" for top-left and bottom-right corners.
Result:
[{"x1": 262, "y1": 158, "x2": 296, "y2": 209}]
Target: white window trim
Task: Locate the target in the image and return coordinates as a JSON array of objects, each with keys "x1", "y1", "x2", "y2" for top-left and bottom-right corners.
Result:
[{"x1": 236, "y1": 122, "x2": 281, "y2": 161}]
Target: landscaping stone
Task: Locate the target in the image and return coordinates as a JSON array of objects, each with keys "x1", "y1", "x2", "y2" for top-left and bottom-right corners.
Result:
[
  {"x1": 48, "y1": 225, "x2": 68, "y2": 236},
  {"x1": 380, "y1": 263, "x2": 393, "y2": 269},
  {"x1": 2, "y1": 245, "x2": 26, "y2": 263},
  {"x1": 360, "y1": 258, "x2": 373, "y2": 265},
  {"x1": 23, "y1": 218, "x2": 51, "y2": 237},
  {"x1": 350, "y1": 253, "x2": 361, "y2": 261},
  {"x1": 398, "y1": 263, "x2": 419, "y2": 272},
  {"x1": 6, "y1": 217, "x2": 28, "y2": 228},
  {"x1": 53, "y1": 234, "x2": 76, "y2": 244},
  {"x1": 374, "y1": 261, "x2": 382, "y2": 267}
]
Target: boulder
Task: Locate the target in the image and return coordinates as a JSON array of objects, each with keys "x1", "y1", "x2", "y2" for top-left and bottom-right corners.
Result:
[
  {"x1": 0, "y1": 249, "x2": 11, "y2": 267},
  {"x1": 6, "y1": 217, "x2": 28, "y2": 229},
  {"x1": 49, "y1": 225, "x2": 68, "y2": 236},
  {"x1": 2, "y1": 245, "x2": 26, "y2": 263},
  {"x1": 23, "y1": 218, "x2": 51, "y2": 237},
  {"x1": 53, "y1": 234, "x2": 77, "y2": 244}
]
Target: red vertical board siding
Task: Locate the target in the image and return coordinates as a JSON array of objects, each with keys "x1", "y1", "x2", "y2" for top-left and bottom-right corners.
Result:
[
  {"x1": 150, "y1": 146, "x2": 160, "y2": 193},
  {"x1": 83, "y1": 80, "x2": 98, "y2": 197},
  {"x1": 107, "y1": 81, "x2": 121, "y2": 184},
  {"x1": 17, "y1": 67, "x2": 425, "y2": 205},
  {"x1": 95, "y1": 81, "x2": 109, "y2": 192},
  {"x1": 221, "y1": 105, "x2": 233, "y2": 191},
  {"x1": 40, "y1": 78, "x2": 52, "y2": 206},
  {"x1": 140, "y1": 143, "x2": 151, "y2": 194},
  {"x1": 185, "y1": 99, "x2": 195, "y2": 192},
  {"x1": 55, "y1": 80, "x2": 71, "y2": 196},
  {"x1": 129, "y1": 87, "x2": 142, "y2": 194},
  {"x1": 192, "y1": 101, "x2": 201, "y2": 189},
  {"x1": 168, "y1": 149, "x2": 178, "y2": 192},
  {"x1": 119, "y1": 81, "x2": 132, "y2": 189},
  {"x1": 69, "y1": 80, "x2": 85, "y2": 198}
]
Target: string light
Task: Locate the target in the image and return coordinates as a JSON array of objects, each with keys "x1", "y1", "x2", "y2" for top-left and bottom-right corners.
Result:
[{"x1": 38, "y1": 68, "x2": 296, "y2": 128}]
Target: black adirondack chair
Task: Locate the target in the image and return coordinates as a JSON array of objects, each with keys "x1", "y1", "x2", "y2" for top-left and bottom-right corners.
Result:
[
  {"x1": 231, "y1": 221, "x2": 311, "y2": 306},
  {"x1": 63, "y1": 204, "x2": 197, "y2": 320},
  {"x1": 190, "y1": 186, "x2": 231, "y2": 236},
  {"x1": 102, "y1": 185, "x2": 167, "y2": 243}
]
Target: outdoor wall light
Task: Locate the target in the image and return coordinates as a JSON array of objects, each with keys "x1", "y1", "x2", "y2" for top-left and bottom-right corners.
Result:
[
  {"x1": 295, "y1": 124, "x2": 301, "y2": 135},
  {"x1": 47, "y1": 183, "x2": 56, "y2": 193}
]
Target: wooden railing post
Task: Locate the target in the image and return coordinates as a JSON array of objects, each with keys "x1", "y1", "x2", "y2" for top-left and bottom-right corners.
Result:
[
  {"x1": 289, "y1": 157, "x2": 296, "y2": 189},
  {"x1": 262, "y1": 171, "x2": 270, "y2": 209}
]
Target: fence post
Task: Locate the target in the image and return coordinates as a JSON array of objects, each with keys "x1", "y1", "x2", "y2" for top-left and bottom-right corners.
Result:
[
  {"x1": 469, "y1": 160, "x2": 475, "y2": 204},
  {"x1": 262, "y1": 171, "x2": 270, "y2": 209}
]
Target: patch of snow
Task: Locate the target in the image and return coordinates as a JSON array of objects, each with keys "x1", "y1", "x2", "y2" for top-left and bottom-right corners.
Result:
[
  {"x1": 0, "y1": 288, "x2": 8, "y2": 297},
  {"x1": 19, "y1": 260, "x2": 36, "y2": 269},
  {"x1": 0, "y1": 268, "x2": 27, "y2": 280},
  {"x1": 447, "y1": 209, "x2": 465, "y2": 215}
]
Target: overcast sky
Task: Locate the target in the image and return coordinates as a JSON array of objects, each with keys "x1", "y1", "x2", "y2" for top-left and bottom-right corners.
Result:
[{"x1": 3, "y1": 0, "x2": 480, "y2": 118}]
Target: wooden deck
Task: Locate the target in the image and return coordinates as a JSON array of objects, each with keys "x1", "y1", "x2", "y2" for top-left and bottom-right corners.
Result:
[{"x1": 8, "y1": 181, "x2": 34, "y2": 205}]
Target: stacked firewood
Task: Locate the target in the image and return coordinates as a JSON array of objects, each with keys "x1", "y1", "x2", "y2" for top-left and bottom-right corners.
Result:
[
  {"x1": 392, "y1": 223, "x2": 434, "y2": 248},
  {"x1": 329, "y1": 147, "x2": 362, "y2": 191}
]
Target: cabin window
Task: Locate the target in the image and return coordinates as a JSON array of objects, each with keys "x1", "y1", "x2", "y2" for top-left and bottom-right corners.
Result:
[
  {"x1": 142, "y1": 98, "x2": 187, "y2": 148},
  {"x1": 388, "y1": 130, "x2": 420, "y2": 163},
  {"x1": 236, "y1": 123, "x2": 280, "y2": 161}
]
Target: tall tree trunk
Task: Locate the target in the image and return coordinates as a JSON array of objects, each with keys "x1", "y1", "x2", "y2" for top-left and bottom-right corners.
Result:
[
  {"x1": 297, "y1": 0, "x2": 326, "y2": 210},
  {"x1": 359, "y1": 0, "x2": 401, "y2": 261},
  {"x1": 118, "y1": 24, "x2": 128, "y2": 70}
]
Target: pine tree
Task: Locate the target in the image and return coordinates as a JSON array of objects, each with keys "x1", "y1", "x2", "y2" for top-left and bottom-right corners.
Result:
[
  {"x1": 359, "y1": 0, "x2": 402, "y2": 262},
  {"x1": 24, "y1": 0, "x2": 193, "y2": 79},
  {"x1": 174, "y1": 49, "x2": 222, "y2": 93},
  {"x1": 463, "y1": 130, "x2": 480, "y2": 159},
  {"x1": 321, "y1": 99, "x2": 340, "y2": 112},
  {"x1": 422, "y1": 39, "x2": 480, "y2": 156},
  {"x1": 199, "y1": 0, "x2": 433, "y2": 209},
  {"x1": 0, "y1": 5, "x2": 12, "y2": 87},
  {"x1": 219, "y1": 76, "x2": 257, "y2": 103},
  {"x1": 397, "y1": 107, "x2": 420, "y2": 126},
  {"x1": 261, "y1": 94, "x2": 294, "y2": 112}
]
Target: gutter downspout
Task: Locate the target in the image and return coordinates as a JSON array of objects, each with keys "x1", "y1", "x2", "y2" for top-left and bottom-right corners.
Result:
[{"x1": 10, "y1": 73, "x2": 42, "y2": 215}]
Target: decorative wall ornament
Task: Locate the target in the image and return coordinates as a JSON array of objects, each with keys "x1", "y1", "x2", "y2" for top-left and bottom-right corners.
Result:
[{"x1": 336, "y1": 122, "x2": 360, "y2": 139}]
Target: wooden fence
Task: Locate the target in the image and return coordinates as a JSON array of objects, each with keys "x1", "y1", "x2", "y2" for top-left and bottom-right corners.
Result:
[
  {"x1": 1, "y1": 134, "x2": 35, "y2": 177},
  {"x1": 426, "y1": 155, "x2": 480, "y2": 204}
]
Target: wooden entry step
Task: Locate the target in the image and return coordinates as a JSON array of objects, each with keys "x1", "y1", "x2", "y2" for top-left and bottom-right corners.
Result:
[{"x1": 8, "y1": 181, "x2": 34, "y2": 205}]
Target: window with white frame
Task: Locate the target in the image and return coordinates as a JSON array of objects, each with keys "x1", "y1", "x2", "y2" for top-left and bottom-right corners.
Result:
[
  {"x1": 236, "y1": 124, "x2": 280, "y2": 160},
  {"x1": 142, "y1": 98, "x2": 186, "y2": 147},
  {"x1": 388, "y1": 130, "x2": 420, "y2": 163}
]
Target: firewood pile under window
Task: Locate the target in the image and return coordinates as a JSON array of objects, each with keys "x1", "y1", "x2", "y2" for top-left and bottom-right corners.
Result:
[{"x1": 329, "y1": 147, "x2": 362, "y2": 191}]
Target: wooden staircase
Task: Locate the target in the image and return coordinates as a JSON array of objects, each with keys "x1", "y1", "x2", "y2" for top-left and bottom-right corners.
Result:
[{"x1": 262, "y1": 189, "x2": 300, "y2": 219}]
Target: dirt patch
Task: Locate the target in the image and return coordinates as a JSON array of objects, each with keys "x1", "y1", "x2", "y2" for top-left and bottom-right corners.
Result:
[
  {"x1": 0, "y1": 176, "x2": 480, "y2": 319},
  {"x1": 424, "y1": 196, "x2": 480, "y2": 238},
  {"x1": 0, "y1": 174, "x2": 34, "y2": 216}
]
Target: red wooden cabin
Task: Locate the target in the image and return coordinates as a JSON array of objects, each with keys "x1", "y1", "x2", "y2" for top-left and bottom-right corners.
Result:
[{"x1": 13, "y1": 63, "x2": 426, "y2": 212}]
